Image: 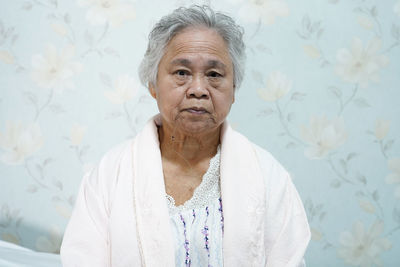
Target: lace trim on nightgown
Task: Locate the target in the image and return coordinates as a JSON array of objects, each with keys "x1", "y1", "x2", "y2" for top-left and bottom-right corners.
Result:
[{"x1": 166, "y1": 146, "x2": 221, "y2": 215}]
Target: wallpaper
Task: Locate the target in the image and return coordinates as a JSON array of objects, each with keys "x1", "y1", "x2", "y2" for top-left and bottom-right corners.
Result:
[{"x1": 1, "y1": 0, "x2": 399, "y2": 266}]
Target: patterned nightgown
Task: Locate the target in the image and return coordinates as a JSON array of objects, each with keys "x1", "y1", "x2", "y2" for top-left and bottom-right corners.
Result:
[{"x1": 166, "y1": 147, "x2": 223, "y2": 267}]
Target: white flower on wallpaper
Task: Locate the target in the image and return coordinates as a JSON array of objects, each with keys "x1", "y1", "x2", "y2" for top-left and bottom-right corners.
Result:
[
  {"x1": 54, "y1": 203, "x2": 72, "y2": 220},
  {"x1": 395, "y1": 1, "x2": 400, "y2": 16},
  {"x1": 303, "y1": 44, "x2": 321, "y2": 59},
  {"x1": 51, "y1": 22, "x2": 68, "y2": 37},
  {"x1": 227, "y1": 0, "x2": 289, "y2": 25},
  {"x1": 35, "y1": 226, "x2": 62, "y2": 253},
  {"x1": 0, "y1": 50, "x2": 14, "y2": 65},
  {"x1": 357, "y1": 15, "x2": 374, "y2": 30},
  {"x1": 77, "y1": 0, "x2": 136, "y2": 27},
  {"x1": 310, "y1": 227, "x2": 323, "y2": 241},
  {"x1": 0, "y1": 121, "x2": 44, "y2": 165},
  {"x1": 257, "y1": 71, "x2": 291, "y2": 102},
  {"x1": 358, "y1": 199, "x2": 376, "y2": 214},
  {"x1": 300, "y1": 115, "x2": 347, "y2": 159},
  {"x1": 70, "y1": 124, "x2": 87, "y2": 146},
  {"x1": 374, "y1": 119, "x2": 390, "y2": 140},
  {"x1": 335, "y1": 37, "x2": 389, "y2": 88},
  {"x1": 338, "y1": 221, "x2": 391, "y2": 267},
  {"x1": 385, "y1": 158, "x2": 400, "y2": 198},
  {"x1": 31, "y1": 45, "x2": 83, "y2": 92},
  {"x1": 104, "y1": 74, "x2": 139, "y2": 104}
]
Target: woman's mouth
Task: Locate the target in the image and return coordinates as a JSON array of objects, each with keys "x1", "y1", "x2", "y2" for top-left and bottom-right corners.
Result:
[{"x1": 184, "y1": 107, "x2": 207, "y2": 114}]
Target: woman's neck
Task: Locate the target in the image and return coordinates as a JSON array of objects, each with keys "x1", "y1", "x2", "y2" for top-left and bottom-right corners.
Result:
[{"x1": 158, "y1": 121, "x2": 221, "y2": 165}]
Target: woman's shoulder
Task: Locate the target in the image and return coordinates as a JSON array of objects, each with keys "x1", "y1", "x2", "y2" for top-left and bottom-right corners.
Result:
[
  {"x1": 226, "y1": 125, "x2": 291, "y2": 192},
  {"x1": 77, "y1": 139, "x2": 135, "y2": 213},
  {"x1": 98, "y1": 139, "x2": 134, "y2": 167},
  {"x1": 225, "y1": 124, "x2": 290, "y2": 183},
  {"x1": 252, "y1": 143, "x2": 288, "y2": 174},
  {"x1": 248, "y1": 141, "x2": 292, "y2": 190},
  {"x1": 84, "y1": 139, "x2": 134, "y2": 188}
]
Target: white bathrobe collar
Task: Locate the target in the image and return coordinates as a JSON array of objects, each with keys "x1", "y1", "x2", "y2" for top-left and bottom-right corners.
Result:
[{"x1": 132, "y1": 115, "x2": 266, "y2": 266}]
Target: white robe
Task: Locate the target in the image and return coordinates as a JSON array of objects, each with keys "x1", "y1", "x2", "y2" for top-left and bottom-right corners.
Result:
[{"x1": 60, "y1": 117, "x2": 311, "y2": 267}]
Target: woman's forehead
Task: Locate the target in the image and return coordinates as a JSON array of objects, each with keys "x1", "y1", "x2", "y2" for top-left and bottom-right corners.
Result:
[{"x1": 160, "y1": 27, "x2": 232, "y2": 68}]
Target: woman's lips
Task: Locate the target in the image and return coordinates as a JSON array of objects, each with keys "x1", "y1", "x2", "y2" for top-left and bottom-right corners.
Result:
[{"x1": 184, "y1": 107, "x2": 208, "y2": 114}]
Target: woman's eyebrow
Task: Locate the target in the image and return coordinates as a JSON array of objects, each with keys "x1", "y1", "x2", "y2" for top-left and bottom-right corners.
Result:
[
  {"x1": 170, "y1": 58, "x2": 227, "y2": 70},
  {"x1": 207, "y1": 60, "x2": 227, "y2": 70},
  {"x1": 171, "y1": 58, "x2": 192, "y2": 66}
]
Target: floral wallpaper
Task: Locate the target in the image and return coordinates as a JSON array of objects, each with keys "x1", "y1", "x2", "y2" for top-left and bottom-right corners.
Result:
[{"x1": 0, "y1": 0, "x2": 399, "y2": 266}]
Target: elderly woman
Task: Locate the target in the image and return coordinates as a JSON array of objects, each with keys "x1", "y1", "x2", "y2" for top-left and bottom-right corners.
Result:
[{"x1": 61, "y1": 5, "x2": 310, "y2": 267}]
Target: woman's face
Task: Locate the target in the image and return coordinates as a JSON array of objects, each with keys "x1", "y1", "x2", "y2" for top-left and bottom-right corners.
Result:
[{"x1": 150, "y1": 27, "x2": 235, "y2": 136}]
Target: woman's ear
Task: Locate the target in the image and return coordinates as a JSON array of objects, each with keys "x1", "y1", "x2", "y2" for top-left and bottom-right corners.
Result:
[{"x1": 149, "y1": 82, "x2": 157, "y2": 99}]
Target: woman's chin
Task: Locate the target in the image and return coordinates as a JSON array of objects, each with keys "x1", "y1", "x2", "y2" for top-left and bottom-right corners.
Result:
[
  {"x1": 176, "y1": 120, "x2": 219, "y2": 136},
  {"x1": 169, "y1": 113, "x2": 217, "y2": 135}
]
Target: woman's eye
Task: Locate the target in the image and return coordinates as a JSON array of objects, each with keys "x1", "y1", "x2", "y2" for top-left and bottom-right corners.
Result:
[
  {"x1": 208, "y1": 71, "x2": 222, "y2": 78},
  {"x1": 175, "y1": 70, "x2": 188, "y2": 76}
]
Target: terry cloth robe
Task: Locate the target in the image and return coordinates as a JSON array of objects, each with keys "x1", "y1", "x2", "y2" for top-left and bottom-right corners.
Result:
[{"x1": 60, "y1": 116, "x2": 311, "y2": 267}]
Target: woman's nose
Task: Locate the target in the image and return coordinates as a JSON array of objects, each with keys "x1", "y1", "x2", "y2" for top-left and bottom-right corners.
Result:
[{"x1": 186, "y1": 76, "x2": 209, "y2": 99}]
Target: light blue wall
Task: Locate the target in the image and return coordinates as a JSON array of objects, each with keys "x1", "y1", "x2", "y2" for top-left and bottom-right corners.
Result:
[{"x1": 1, "y1": 0, "x2": 399, "y2": 266}]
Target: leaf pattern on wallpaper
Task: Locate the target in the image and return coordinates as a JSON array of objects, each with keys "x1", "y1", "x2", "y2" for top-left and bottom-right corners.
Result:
[
  {"x1": 23, "y1": 154, "x2": 75, "y2": 220},
  {"x1": 0, "y1": 20, "x2": 25, "y2": 72},
  {"x1": 21, "y1": 0, "x2": 77, "y2": 46},
  {"x1": 26, "y1": 44, "x2": 82, "y2": 123},
  {"x1": 62, "y1": 123, "x2": 90, "y2": 165},
  {"x1": 103, "y1": 73, "x2": 142, "y2": 136},
  {"x1": 77, "y1": 0, "x2": 136, "y2": 27},
  {"x1": 227, "y1": 0, "x2": 289, "y2": 25},
  {"x1": 387, "y1": 23, "x2": 400, "y2": 53},
  {"x1": 304, "y1": 198, "x2": 333, "y2": 249},
  {"x1": 353, "y1": 4, "x2": 383, "y2": 38},
  {"x1": 1, "y1": 0, "x2": 140, "y2": 253},
  {"x1": 386, "y1": 158, "x2": 400, "y2": 199},
  {"x1": 327, "y1": 37, "x2": 389, "y2": 117},
  {"x1": 77, "y1": 0, "x2": 137, "y2": 58},
  {"x1": 253, "y1": 2, "x2": 400, "y2": 265},
  {"x1": 256, "y1": 70, "x2": 306, "y2": 148},
  {"x1": 0, "y1": 1, "x2": 399, "y2": 264},
  {"x1": 0, "y1": 204, "x2": 23, "y2": 245},
  {"x1": 297, "y1": 14, "x2": 330, "y2": 67},
  {"x1": 0, "y1": 120, "x2": 75, "y2": 232},
  {"x1": 366, "y1": 119, "x2": 393, "y2": 160}
]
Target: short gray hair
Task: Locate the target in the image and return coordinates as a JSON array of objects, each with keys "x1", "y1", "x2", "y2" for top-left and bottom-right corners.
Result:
[{"x1": 138, "y1": 5, "x2": 246, "y2": 90}]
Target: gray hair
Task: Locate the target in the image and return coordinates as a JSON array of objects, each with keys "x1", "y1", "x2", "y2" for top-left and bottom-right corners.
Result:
[{"x1": 138, "y1": 5, "x2": 246, "y2": 90}]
